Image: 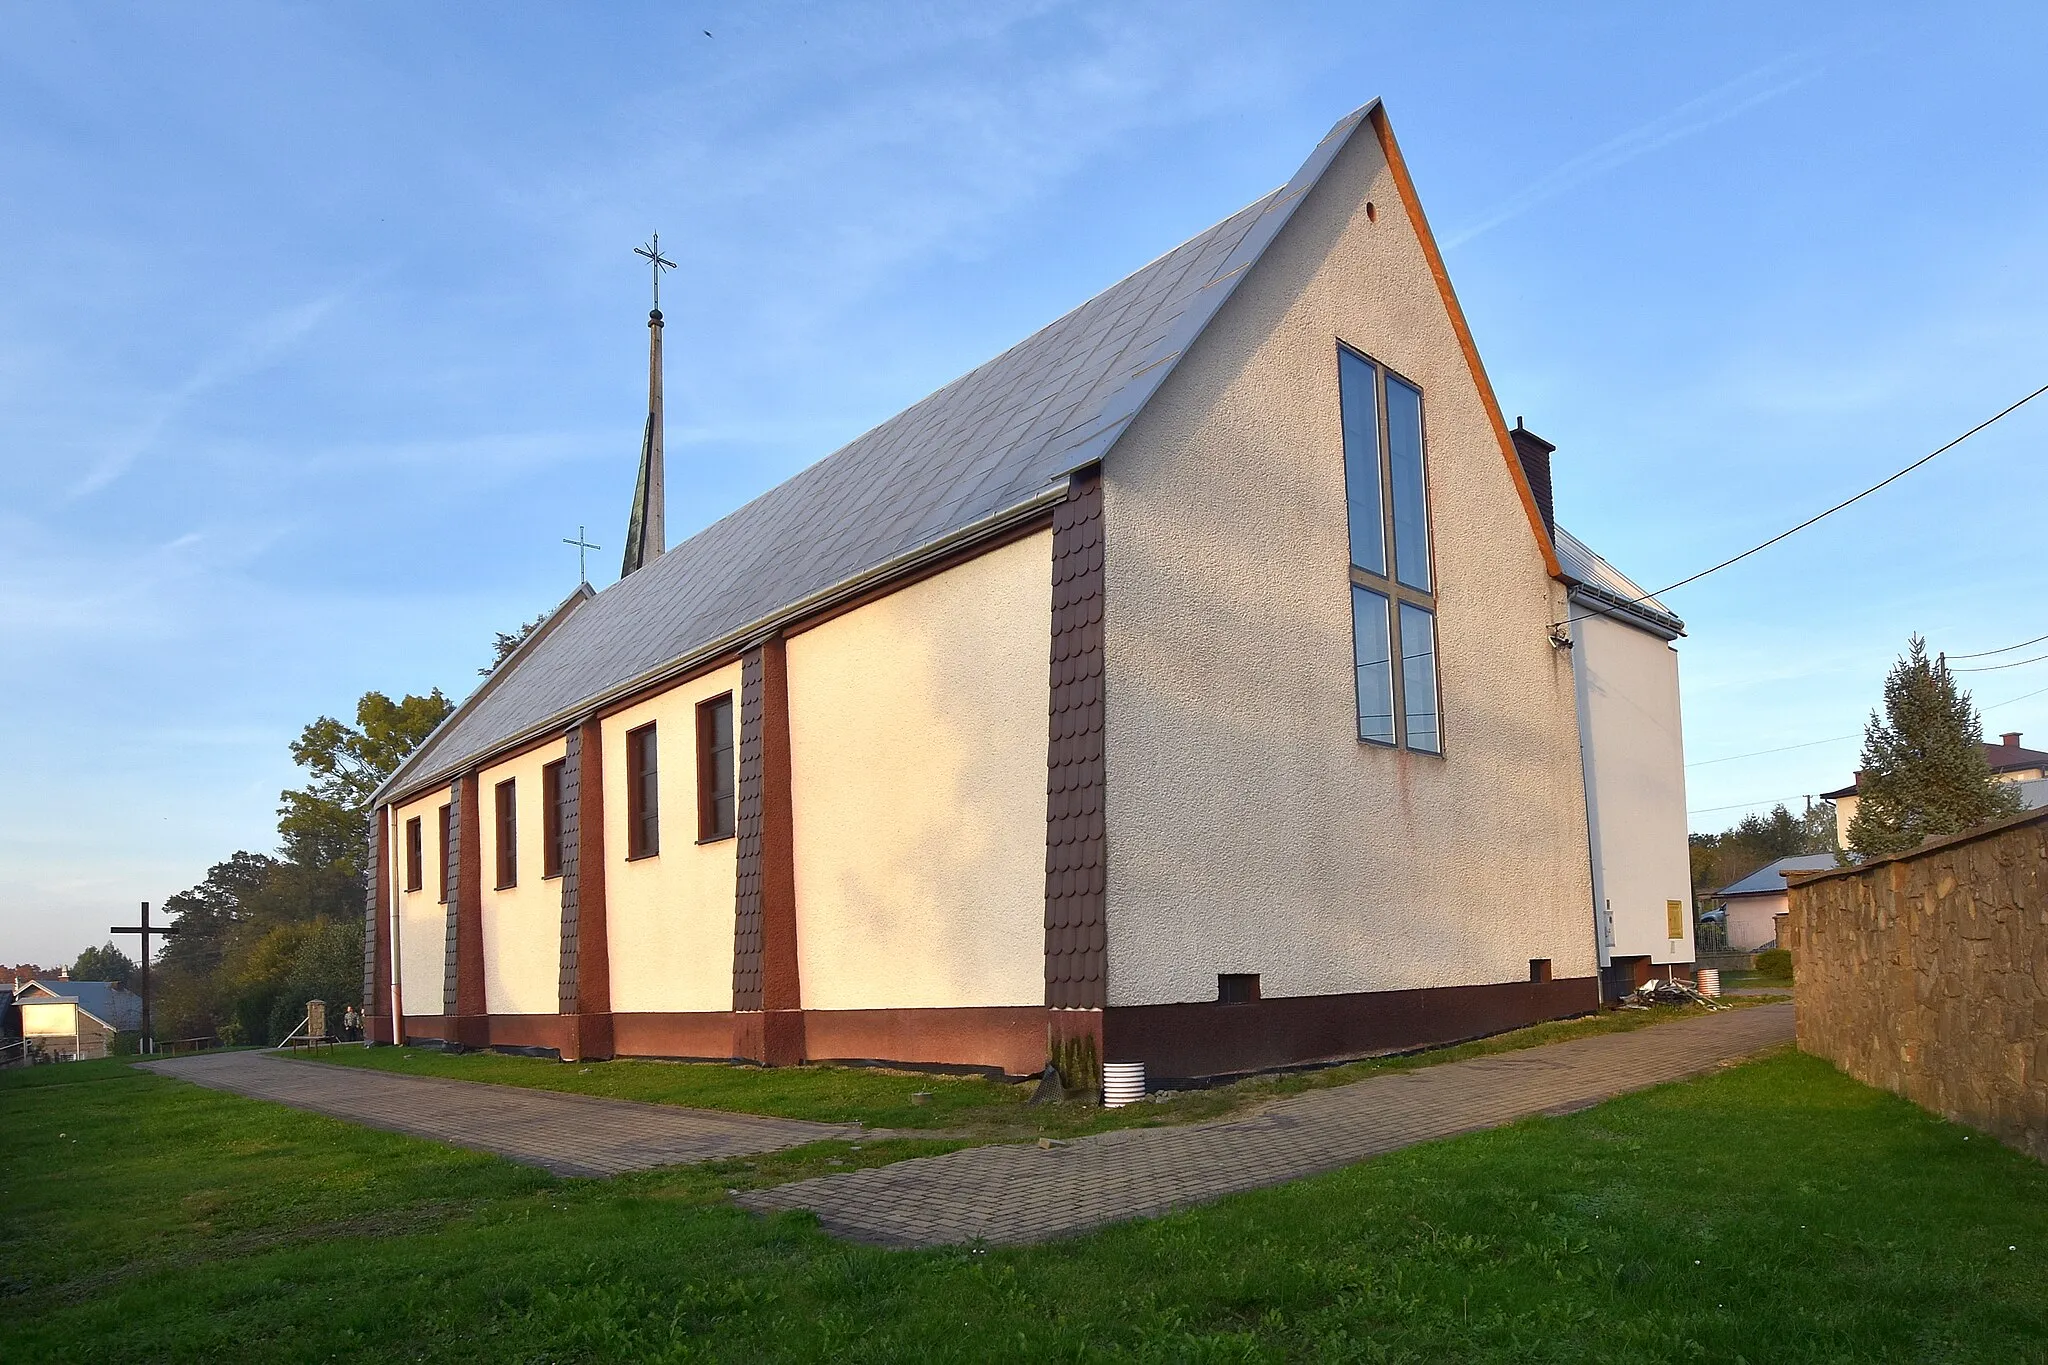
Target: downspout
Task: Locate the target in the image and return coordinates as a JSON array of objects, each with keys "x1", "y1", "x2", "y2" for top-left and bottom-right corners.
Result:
[{"x1": 387, "y1": 803, "x2": 405, "y2": 1045}]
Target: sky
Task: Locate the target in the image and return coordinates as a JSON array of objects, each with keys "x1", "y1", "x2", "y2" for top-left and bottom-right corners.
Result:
[{"x1": 5, "y1": 1, "x2": 2048, "y2": 964}]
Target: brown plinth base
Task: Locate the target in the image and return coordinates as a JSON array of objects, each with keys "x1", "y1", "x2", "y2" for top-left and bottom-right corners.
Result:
[
  {"x1": 1104, "y1": 976, "x2": 1602, "y2": 1083},
  {"x1": 804, "y1": 1005, "x2": 1048, "y2": 1077},
  {"x1": 732, "y1": 1009, "x2": 806, "y2": 1067}
]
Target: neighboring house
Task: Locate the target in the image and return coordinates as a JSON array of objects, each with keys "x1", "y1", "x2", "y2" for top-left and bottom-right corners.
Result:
[
  {"x1": 364, "y1": 100, "x2": 1690, "y2": 1082},
  {"x1": 14, "y1": 978, "x2": 143, "y2": 1032},
  {"x1": 1711, "y1": 854, "x2": 1838, "y2": 951},
  {"x1": 1539, "y1": 502, "x2": 1695, "y2": 993},
  {"x1": 14, "y1": 988, "x2": 122, "y2": 1061},
  {"x1": 1823, "y1": 732, "x2": 2048, "y2": 849}
]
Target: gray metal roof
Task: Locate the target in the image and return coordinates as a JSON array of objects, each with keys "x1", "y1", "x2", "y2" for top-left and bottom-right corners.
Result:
[
  {"x1": 383, "y1": 102, "x2": 1389, "y2": 801},
  {"x1": 1555, "y1": 525, "x2": 1685, "y2": 639},
  {"x1": 1713, "y1": 853, "x2": 1839, "y2": 898}
]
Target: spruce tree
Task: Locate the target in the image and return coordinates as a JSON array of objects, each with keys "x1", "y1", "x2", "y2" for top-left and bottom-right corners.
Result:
[{"x1": 1846, "y1": 635, "x2": 2022, "y2": 856}]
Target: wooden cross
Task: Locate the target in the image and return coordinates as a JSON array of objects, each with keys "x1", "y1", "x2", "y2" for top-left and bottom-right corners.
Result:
[
  {"x1": 109, "y1": 901, "x2": 180, "y2": 1053},
  {"x1": 635, "y1": 233, "x2": 677, "y2": 312},
  {"x1": 562, "y1": 524, "x2": 601, "y2": 584}
]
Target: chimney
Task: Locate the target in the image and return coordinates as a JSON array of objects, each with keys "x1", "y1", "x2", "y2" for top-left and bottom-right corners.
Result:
[
  {"x1": 2002, "y1": 732, "x2": 2022, "y2": 749},
  {"x1": 1509, "y1": 418, "x2": 1556, "y2": 542}
]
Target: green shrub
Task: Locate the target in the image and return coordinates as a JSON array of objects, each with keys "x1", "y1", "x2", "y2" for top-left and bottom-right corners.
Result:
[{"x1": 1755, "y1": 948, "x2": 1793, "y2": 981}]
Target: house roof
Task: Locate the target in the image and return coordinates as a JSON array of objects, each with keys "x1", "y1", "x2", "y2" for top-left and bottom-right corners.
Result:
[
  {"x1": 1553, "y1": 525, "x2": 1684, "y2": 639},
  {"x1": 15, "y1": 979, "x2": 141, "y2": 1031},
  {"x1": 1713, "y1": 853, "x2": 1839, "y2": 898},
  {"x1": 380, "y1": 100, "x2": 1563, "y2": 804},
  {"x1": 1820, "y1": 737, "x2": 2048, "y2": 799}
]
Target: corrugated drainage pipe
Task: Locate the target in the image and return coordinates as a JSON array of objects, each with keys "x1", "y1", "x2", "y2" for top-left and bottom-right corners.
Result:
[
  {"x1": 1696, "y1": 968, "x2": 1721, "y2": 998},
  {"x1": 1102, "y1": 1061, "x2": 1146, "y2": 1108}
]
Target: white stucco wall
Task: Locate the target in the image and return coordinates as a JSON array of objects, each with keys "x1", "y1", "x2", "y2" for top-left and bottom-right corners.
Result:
[
  {"x1": 477, "y1": 738, "x2": 567, "y2": 1016},
  {"x1": 785, "y1": 530, "x2": 1054, "y2": 1011},
  {"x1": 1726, "y1": 892, "x2": 1787, "y2": 952},
  {"x1": 603, "y1": 660, "x2": 744, "y2": 1015},
  {"x1": 1570, "y1": 610, "x2": 1695, "y2": 966},
  {"x1": 1099, "y1": 124, "x2": 1596, "y2": 1006},
  {"x1": 391, "y1": 788, "x2": 448, "y2": 1016}
]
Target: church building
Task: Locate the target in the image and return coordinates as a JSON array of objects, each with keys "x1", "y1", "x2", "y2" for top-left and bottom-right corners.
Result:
[{"x1": 363, "y1": 100, "x2": 1693, "y2": 1083}]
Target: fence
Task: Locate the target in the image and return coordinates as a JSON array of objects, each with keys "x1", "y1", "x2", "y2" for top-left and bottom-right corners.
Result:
[{"x1": 1787, "y1": 805, "x2": 2048, "y2": 1161}]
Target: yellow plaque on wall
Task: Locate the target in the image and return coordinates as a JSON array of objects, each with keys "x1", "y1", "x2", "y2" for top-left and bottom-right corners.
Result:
[{"x1": 1667, "y1": 900, "x2": 1685, "y2": 939}]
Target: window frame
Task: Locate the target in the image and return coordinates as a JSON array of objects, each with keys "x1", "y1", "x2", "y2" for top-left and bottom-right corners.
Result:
[
  {"x1": 493, "y1": 778, "x2": 517, "y2": 890},
  {"x1": 695, "y1": 693, "x2": 736, "y2": 844},
  {"x1": 625, "y1": 722, "x2": 660, "y2": 860},
  {"x1": 404, "y1": 816, "x2": 423, "y2": 893},
  {"x1": 541, "y1": 759, "x2": 565, "y2": 880},
  {"x1": 1338, "y1": 342, "x2": 1445, "y2": 755}
]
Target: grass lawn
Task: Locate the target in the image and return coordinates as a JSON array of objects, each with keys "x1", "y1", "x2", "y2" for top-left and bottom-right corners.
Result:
[
  {"x1": 6, "y1": 1045, "x2": 2046, "y2": 1361},
  {"x1": 305, "y1": 998, "x2": 1780, "y2": 1139}
]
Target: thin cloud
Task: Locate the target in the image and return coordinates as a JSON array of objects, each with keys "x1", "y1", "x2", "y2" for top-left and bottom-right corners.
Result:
[
  {"x1": 65, "y1": 289, "x2": 348, "y2": 500},
  {"x1": 1441, "y1": 54, "x2": 1822, "y2": 250}
]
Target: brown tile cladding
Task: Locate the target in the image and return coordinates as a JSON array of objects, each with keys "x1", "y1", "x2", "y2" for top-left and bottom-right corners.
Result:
[
  {"x1": 730, "y1": 640, "x2": 804, "y2": 1064},
  {"x1": 363, "y1": 816, "x2": 388, "y2": 1023},
  {"x1": 1044, "y1": 466, "x2": 1107, "y2": 1010},
  {"x1": 453, "y1": 772, "x2": 487, "y2": 1045},
  {"x1": 556, "y1": 723, "x2": 584, "y2": 1013},
  {"x1": 441, "y1": 779, "x2": 462, "y2": 1015},
  {"x1": 730, "y1": 649, "x2": 768, "y2": 1012}
]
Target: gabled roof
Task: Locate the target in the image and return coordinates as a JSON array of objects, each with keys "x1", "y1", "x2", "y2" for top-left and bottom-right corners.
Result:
[
  {"x1": 15, "y1": 979, "x2": 142, "y2": 1031},
  {"x1": 1555, "y1": 525, "x2": 1684, "y2": 639},
  {"x1": 381, "y1": 100, "x2": 1560, "y2": 803},
  {"x1": 1713, "y1": 853, "x2": 1839, "y2": 898},
  {"x1": 1821, "y1": 738, "x2": 2048, "y2": 799}
]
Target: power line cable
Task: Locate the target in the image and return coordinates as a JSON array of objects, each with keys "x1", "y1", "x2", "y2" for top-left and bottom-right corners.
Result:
[
  {"x1": 1554, "y1": 379, "x2": 2048, "y2": 630},
  {"x1": 1948, "y1": 630, "x2": 2048, "y2": 661},
  {"x1": 1687, "y1": 734, "x2": 1856, "y2": 768},
  {"x1": 1953, "y1": 649, "x2": 2048, "y2": 674}
]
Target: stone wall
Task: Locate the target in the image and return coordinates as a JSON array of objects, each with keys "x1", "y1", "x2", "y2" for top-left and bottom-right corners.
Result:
[{"x1": 1787, "y1": 806, "x2": 2048, "y2": 1160}]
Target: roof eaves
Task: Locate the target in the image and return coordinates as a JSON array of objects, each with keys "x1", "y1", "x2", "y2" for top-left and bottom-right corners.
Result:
[
  {"x1": 382, "y1": 480, "x2": 1070, "y2": 806},
  {"x1": 1566, "y1": 583, "x2": 1684, "y2": 641},
  {"x1": 377, "y1": 582, "x2": 595, "y2": 804},
  {"x1": 1366, "y1": 105, "x2": 1563, "y2": 582}
]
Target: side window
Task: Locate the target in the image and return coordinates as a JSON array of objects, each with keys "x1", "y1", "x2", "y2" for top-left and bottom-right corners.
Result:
[
  {"x1": 626, "y1": 723, "x2": 660, "y2": 858},
  {"x1": 493, "y1": 779, "x2": 517, "y2": 889},
  {"x1": 404, "y1": 817, "x2": 423, "y2": 892},
  {"x1": 696, "y1": 694, "x2": 736, "y2": 841},
  {"x1": 1339, "y1": 345, "x2": 1442, "y2": 753},
  {"x1": 541, "y1": 759, "x2": 565, "y2": 878}
]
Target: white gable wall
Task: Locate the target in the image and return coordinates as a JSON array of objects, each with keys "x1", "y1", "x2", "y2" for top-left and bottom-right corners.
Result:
[{"x1": 1100, "y1": 123, "x2": 1595, "y2": 1006}]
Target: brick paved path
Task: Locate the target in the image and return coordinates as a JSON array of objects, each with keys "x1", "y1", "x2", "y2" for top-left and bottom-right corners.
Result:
[
  {"x1": 743, "y1": 1002, "x2": 1795, "y2": 1247},
  {"x1": 139, "y1": 1051, "x2": 855, "y2": 1177}
]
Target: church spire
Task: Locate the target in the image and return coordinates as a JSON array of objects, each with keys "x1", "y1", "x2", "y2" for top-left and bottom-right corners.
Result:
[{"x1": 623, "y1": 233, "x2": 677, "y2": 578}]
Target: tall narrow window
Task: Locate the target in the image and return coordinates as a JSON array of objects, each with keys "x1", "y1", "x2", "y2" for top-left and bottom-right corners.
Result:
[
  {"x1": 1352, "y1": 586, "x2": 1395, "y2": 746},
  {"x1": 1339, "y1": 345, "x2": 1443, "y2": 752},
  {"x1": 405, "y1": 817, "x2": 423, "y2": 892},
  {"x1": 696, "y1": 694, "x2": 736, "y2": 841},
  {"x1": 494, "y1": 779, "x2": 517, "y2": 889},
  {"x1": 1338, "y1": 348, "x2": 1386, "y2": 577},
  {"x1": 1398, "y1": 602, "x2": 1440, "y2": 754},
  {"x1": 437, "y1": 803, "x2": 454, "y2": 903},
  {"x1": 626, "y1": 722, "x2": 660, "y2": 859},
  {"x1": 541, "y1": 759, "x2": 565, "y2": 879}
]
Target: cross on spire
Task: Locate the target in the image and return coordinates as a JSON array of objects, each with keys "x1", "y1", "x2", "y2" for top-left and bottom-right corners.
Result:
[
  {"x1": 563, "y1": 525, "x2": 601, "y2": 585},
  {"x1": 635, "y1": 233, "x2": 677, "y2": 313}
]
